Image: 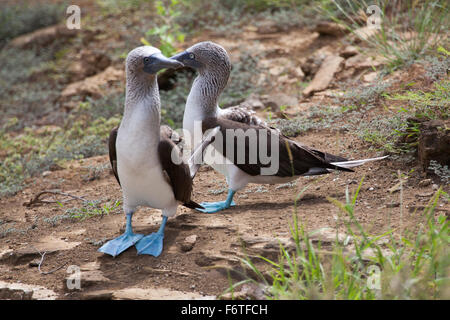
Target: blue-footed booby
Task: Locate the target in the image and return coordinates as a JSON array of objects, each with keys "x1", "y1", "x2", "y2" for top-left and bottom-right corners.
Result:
[
  {"x1": 171, "y1": 41, "x2": 387, "y2": 213},
  {"x1": 99, "y1": 46, "x2": 216, "y2": 257}
]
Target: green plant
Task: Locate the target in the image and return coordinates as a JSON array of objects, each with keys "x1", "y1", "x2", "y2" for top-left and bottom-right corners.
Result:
[
  {"x1": 228, "y1": 178, "x2": 449, "y2": 299},
  {"x1": 0, "y1": 2, "x2": 65, "y2": 44},
  {"x1": 320, "y1": 0, "x2": 449, "y2": 70},
  {"x1": 96, "y1": 0, "x2": 149, "y2": 14},
  {"x1": 143, "y1": 0, "x2": 185, "y2": 57},
  {"x1": 428, "y1": 160, "x2": 450, "y2": 184},
  {"x1": 65, "y1": 199, "x2": 121, "y2": 220},
  {"x1": 384, "y1": 80, "x2": 450, "y2": 120}
]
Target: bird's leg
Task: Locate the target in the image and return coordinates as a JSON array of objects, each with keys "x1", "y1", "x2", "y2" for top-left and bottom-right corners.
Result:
[
  {"x1": 197, "y1": 189, "x2": 236, "y2": 213},
  {"x1": 98, "y1": 212, "x2": 144, "y2": 257},
  {"x1": 135, "y1": 215, "x2": 168, "y2": 257}
]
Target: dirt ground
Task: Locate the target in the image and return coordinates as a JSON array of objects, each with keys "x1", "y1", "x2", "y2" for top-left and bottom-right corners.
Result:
[
  {"x1": 0, "y1": 130, "x2": 447, "y2": 300},
  {"x1": 0, "y1": 10, "x2": 449, "y2": 299}
]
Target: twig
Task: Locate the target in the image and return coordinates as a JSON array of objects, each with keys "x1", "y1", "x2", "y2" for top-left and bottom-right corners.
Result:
[
  {"x1": 23, "y1": 190, "x2": 88, "y2": 207},
  {"x1": 31, "y1": 246, "x2": 67, "y2": 275}
]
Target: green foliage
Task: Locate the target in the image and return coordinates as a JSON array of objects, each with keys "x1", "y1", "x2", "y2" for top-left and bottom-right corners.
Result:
[
  {"x1": 355, "y1": 114, "x2": 411, "y2": 154},
  {"x1": 320, "y1": 0, "x2": 449, "y2": 70},
  {"x1": 65, "y1": 199, "x2": 121, "y2": 220},
  {"x1": 143, "y1": 0, "x2": 185, "y2": 57},
  {"x1": 384, "y1": 80, "x2": 450, "y2": 120},
  {"x1": 0, "y1": 45, "x2": 68, "y2": 128},
  {"x1": 0, "y1": 111, "x2": 121, "y2": 198},
  {"x1": 0, "y1": 2, "x2": 65, "y2": 44},
  {"x1": 428, "y1": 160, "x2": 450, "y2": 184},
  {"x1": 230, "y1": 179, "x2": 449, "y2": 299},
  {"x1": 97, "y1": 0, "x2": 150, "y2": 14}
]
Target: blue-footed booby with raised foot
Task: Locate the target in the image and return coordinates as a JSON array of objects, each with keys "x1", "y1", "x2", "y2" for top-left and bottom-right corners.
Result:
[
  {"x1": 171, "y1": 41, "x2": 387, "y2": 213},
  {"x1": 99, "y1": 46, "x2": 216, "y2": 257}
]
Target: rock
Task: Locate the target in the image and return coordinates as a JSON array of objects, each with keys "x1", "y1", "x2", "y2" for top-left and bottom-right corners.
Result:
[
  {"x1": 60, "y1": 66, "x2": 124, "y2": 101},
  {"x1": 303, "y1": 55, "x2": 344, "y2": 97},
  {"x1": 344, "y1": 53, "x2": 384, "y2": 70},
  {"x1": 315, "y1": 22, "x2": 348, "y2": 36},
  {"x1": 340, "y1": 45, "x2": 358, "y2": 58},
  {"x1": 259, "y1": 57, "x2": 305, "y2": 83},
  {"x1": 0, "y1": 237, "x2": 80, "y2": 265},
  {"x1": 309, "y1": 228, "x2": 353, "y2": 245},
  {"x1": 418, "y1": 179, "x2": 432, "y2": 188},
  {"x1": 68, "y1": 50, "x2": 111, "y2": 81},
  {"x1": 180, "y1": 235, "x2": 197, "y2": 252},
  {"x1": 113, "y1": 287, "x2": 215, "y2": 300},
  {"x1": 42, "y1": 171, "x2": 52, "y2": 177},
  {"x1": 0, "y1": 280, "x2": 58, "y2": 300},
  {"x1": 195, "y1": 254, "x2": 215, "y2": 267},
  {"x1": 260, "y1": 93, "x2": 298, "y2": 111},
  {"x1": 240, "y1": 93, "x2": 265, "y2": 110},
  {"x1": 418, "y1": 120, "x2": 450, "y2": 171},
  {"x1": 28, "y1": 259, "x2": 41, "y2": 267},
  {"x1": 9, "y1": 24, "x2": 77, "y2": 49},
  {"x1": 363, "y1": 71, "x2": 378, "y2": 82},
  {"x1": 300, "y1": 46, "x2": 334, "y2": 77},
  {"x1": 221, "y1": 283, "x2": 266, "y2": 300},
  {"x1": 432, "y1": 184, "x2": 439, "y2": 191}
]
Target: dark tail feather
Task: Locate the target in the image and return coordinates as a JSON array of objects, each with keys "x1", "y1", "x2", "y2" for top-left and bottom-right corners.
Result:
[{"x1": 183, "y1": 200, "x2": 204, "y2": 210}]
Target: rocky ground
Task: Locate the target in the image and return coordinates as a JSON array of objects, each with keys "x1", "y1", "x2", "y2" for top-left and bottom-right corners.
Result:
[{"x1": 0, "y1": 4, "x2": 448, "y2": 300}]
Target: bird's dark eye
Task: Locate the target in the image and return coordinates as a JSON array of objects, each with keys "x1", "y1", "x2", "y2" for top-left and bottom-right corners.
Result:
[
  {"x1": 143, "y1": 57, "x2": 150, "y2": 64},
  {"x1": 189, "y1": 53, "x2": 195, "y2": 59}
]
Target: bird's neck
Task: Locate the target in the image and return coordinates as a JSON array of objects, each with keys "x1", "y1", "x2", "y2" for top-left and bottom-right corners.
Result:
[
  {"x1": 185, "y1": 69, "x2": 229, "y2": 120},
  {"x1": 122, "y1": 70, "x2": 160, "y2": 136}
]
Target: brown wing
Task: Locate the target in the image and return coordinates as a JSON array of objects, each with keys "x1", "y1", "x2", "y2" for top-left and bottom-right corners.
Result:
[
  {"x1": 158, "y1": 135, "x2": 201, "y2": 209},
  {"x1": 202, "y1": 117, "x2": 353, "y2": 177},
  {"x1": 108, "y1": 127, "x2": 120, "y2": 186}
]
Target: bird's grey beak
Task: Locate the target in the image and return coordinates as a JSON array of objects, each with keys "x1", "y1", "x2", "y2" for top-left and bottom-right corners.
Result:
[
  {"x1": 170, "y1": 51, "x2": 189, "y2": 62},
  {"x1": 170, "y1": 51, "x2": 203, "y2": 69},
  {"x1": 143, "y1": 52, "x2": 184, "y2": 74}
]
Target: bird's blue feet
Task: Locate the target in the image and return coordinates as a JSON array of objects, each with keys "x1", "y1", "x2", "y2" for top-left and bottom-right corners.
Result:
[
  {"x1": 197, "y1": 189, "x2": 236, "y2": 213},
  {"x1": 135, "y1": 216, "x2": 168, "y2": 257},
  {"x1": 98, "y1": 213, "x2": 143, "y2": 257}
]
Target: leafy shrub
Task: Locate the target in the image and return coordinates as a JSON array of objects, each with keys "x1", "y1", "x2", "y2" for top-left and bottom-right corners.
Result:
[
  {"x1": 230, "y1": 179, "x2": 449, "y2": 299},
  {"x1": 0, "y1": 2, "x2": 65, "y2": 44},
  {"x1": 321, "y1": 0, "x2": 449, "y2": 70}
]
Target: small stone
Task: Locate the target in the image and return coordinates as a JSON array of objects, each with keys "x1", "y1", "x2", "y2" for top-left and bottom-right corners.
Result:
[
  {"x1": 386, "y1": 203, "x2": 400, "y2": 208},
  {"x1": 42, "y1": 171, "x2": 52, "y2": 177},
  {"x1": 363, "y1": 71, "x2": 378, "y2": 82},
  {"x1": 432, "y1": 184, "x2": 439, "y2": 190},
  {"x1": 180, "y1": 235, "x2": 197, "y2": 252},
  {"x1": 315, "y1": 21, "x2": 348, "y2": 36},
  {"x1": 340, "y1": 45, "x2": 358, "y2": 58},
  {"x1": 29, "y1": 259, "x2": 40, "y2": 268},
  {"x1": 418, "y1": 179, "x2": 432, "y2": 188},
  {"x1": 303, "y1": 55, "x2": 344, "y2": 96}
]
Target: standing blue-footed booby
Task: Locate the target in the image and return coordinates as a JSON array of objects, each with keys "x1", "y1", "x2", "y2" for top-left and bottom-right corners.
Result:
[
  {"x1": 99, "y1": 46, "x2": 214, "y2": 257},
  {"x1": 171, "y1": 41, "x2": 387, "y2": 213}
]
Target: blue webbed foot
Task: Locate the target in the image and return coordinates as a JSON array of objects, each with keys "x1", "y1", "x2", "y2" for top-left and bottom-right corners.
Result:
[
  {"x1": 98, "y1": 232, "x2": 143, "y2": 257},
  {"x1": 197, "y1": 200, "x2": 236, "y2": 213},
  {"x1": 197, "y1": 189, "x2": 236, "y2": 213},
  {"x1": 135, "y1": 216, "x2": 168, "y2": 257},
  {"x1": 135, "y1": 232, "x2": 164, "y2": 256}
]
